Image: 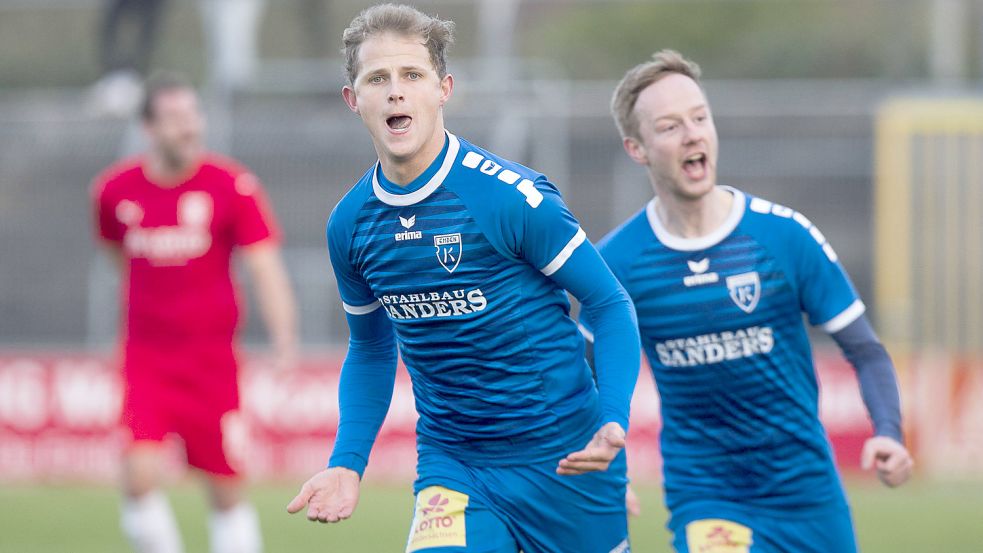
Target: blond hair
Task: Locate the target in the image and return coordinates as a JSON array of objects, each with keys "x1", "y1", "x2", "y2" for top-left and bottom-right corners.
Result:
[
  {"x1": 342, "y1": 3, "x2": 455, "y2": 85},
  {"x1": 611, "y1": 49, "x2": 702, "y2": 140}
]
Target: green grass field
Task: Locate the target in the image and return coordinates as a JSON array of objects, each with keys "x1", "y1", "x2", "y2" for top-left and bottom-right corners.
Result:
[{"x1": 2, "y1": 478, "x2": 981, "y2": 552}]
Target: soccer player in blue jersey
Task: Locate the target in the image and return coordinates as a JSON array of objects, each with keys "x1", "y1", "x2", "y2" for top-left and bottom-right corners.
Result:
[
  {"x1": 286, "y1": 4, "x2": 640, "y2": 552},
  {"x1": 582, "y1": 50, "x2": 914, "y2": 552}
]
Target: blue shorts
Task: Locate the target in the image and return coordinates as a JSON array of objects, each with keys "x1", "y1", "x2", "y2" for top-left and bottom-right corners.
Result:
[
  {"x1": 668, "y1": 500, "x2": 858, "y2": 553},
  {"x1": 406, "y1": 446, "x2": 630, "y2": 553}
]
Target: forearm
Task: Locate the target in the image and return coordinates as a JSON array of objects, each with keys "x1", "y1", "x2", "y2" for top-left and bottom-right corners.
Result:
[
  {"x1": 245, "y1": 245, "x2": 298, "y2": 349},
  {"x1": 551, "y1": 244, "x2": 640, "y2": 430},
  {"x1": 831, "y1": 316, "x2": 903, "y2": 442},
  {"x1": 328, "y1": 308, "x2": 398, "y2": 477}
]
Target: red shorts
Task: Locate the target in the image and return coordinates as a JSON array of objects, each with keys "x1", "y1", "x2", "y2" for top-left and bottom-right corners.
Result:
[{"x1": 121, "y1": 341, "x2": 246, "y2": 476}]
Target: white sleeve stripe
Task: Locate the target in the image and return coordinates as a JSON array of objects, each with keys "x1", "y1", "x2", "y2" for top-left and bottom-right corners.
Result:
[
  {"x1": 821, "y1": 299, "x2": 866, "y2": 333},
  {"x1": 342, "y1": 300, "x2": 382, "y2": 315},
  {"x1": 577, "y1": 323, "x2": 595, "y2": 344},
  {"x1": 541, "y1": 227, "x2": 587, "y2": 276}
]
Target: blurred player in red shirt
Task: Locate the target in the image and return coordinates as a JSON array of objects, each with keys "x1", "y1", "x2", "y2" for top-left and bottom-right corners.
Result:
[{"x1": 92, "y1": 71, "x2": 297, "y2": 553}]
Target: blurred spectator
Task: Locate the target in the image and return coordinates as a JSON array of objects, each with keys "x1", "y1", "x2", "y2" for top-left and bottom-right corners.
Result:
[
  {"x1": 90, "y1": 0, "x2": 170, "y2": 117},
  {"x1": 199, "y1": 0, "x2": 266, "y2": 91}
]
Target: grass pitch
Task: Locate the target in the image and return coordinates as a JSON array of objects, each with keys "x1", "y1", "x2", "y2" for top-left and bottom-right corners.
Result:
[{"x1": 1, "y1": 478, "x2": 981, "y2": 552}]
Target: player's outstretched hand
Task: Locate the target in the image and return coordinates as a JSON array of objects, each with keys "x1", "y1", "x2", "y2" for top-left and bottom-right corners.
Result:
[
  {"x1": 861, "y1": 436, "x2": 913, "y2": 488},
  {"x1": 625, "y1": 484, "x2": 641, "y2": 517},
  {"x1": 557, "y1": 422, "x2": 626, "y2": 475},
  {"x1": 286, "y1": 467, "x2": 361, "y2": 523}
]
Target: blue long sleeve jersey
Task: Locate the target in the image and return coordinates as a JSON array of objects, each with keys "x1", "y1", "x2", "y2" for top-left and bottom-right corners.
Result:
[
  {"x1": 326, "y1": 132, "x2": 640, "y2": 476},
  {"x1": 581, "y1": 187, "x2": 903, "y2": 512}
]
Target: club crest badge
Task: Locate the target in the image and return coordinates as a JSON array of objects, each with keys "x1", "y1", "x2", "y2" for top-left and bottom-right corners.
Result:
[
  {"x1": 434, "y1": 233, "x2": 462, "y2": 273},
  {"x1": 726, "y1": 272, "x2": 760, "y2": 314}
]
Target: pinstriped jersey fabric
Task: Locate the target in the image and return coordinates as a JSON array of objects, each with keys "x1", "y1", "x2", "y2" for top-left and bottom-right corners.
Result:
[
  {"x1": 328, "y1": 133, "x2": 600, "y2": 465},
  {"x1": 593, "y1": 187, "x2": 864, "y2": 512}
]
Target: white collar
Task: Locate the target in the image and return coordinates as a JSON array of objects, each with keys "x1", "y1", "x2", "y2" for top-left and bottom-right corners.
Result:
[
  {"x1": 645, "y1": 186, "x2": 746, "y2": 251},
  {"x1": 371, "y1": 132, "x2": 460, "y2": 207}
]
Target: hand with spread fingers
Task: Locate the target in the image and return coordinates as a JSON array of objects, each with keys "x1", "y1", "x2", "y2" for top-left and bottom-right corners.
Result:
[
  {"x1": 861, "y1": 436, "x2": 913, "y2": 488},
  {"x1": 286, "y1": 467, "x2": 361, "y2": 523},
  {"x1": 557, "y1": 422, "x2": 626, "y2": 476}
]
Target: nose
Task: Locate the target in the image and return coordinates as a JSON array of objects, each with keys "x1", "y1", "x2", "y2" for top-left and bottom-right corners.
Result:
[
  {"x1": 388, "y1": 83, "x2": 404, "y2": 103},
  {"x1": 682, "y1": 119, "x2": 704, "y2": 144}
]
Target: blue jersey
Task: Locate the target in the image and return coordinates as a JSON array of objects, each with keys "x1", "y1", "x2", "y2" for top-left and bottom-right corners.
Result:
[
  {"x1": 588, "y1": 187, "x2": 864, "y2": 512},
  {"x1": 327, "y1": 132, "x2": 635, "y2": 468}
]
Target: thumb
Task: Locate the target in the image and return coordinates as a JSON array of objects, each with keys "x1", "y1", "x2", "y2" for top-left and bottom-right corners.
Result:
[
  {"x1": 286, "y1": 484, "x2": 312, "y2": 514},
  {"x1": 604, "y1": 424, "x2": 626, "y2": 449},
  {"x1": 860, "y1": 439, "x2": 878, "y2": 471}
]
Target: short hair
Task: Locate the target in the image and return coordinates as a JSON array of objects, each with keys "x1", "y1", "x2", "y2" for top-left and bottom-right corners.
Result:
[
  {"x1": 141, "y1": 70, "x2": 195, "y2": 121},
  {"x1": 611, "y1": 49, "x2": 703, "y2": 140},
  {"x1": 342, "y1": 3, "x2": 455, "y2": 86}
]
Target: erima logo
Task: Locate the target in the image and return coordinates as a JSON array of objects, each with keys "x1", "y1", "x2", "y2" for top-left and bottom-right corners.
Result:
[
  {"x1": 656, "y1": 326, "x2": 774, "y2": 367},
  {"x1": 395, "y1": 214, "x2": 422, "y2": 242},
  {"x1": 683, "y1": 257, "x2": 719, "y2": 287}
]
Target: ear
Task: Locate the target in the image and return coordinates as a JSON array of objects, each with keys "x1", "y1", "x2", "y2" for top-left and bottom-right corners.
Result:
[
  {"x1": 623, "y1": 136, "x2": 648, "y2": 166},
  {"x1": 438, "y1": 74, "x2": 454, "y2": 107},
  {"x1": 342, "y1": 85, "x2": 359, "y2": 114}
]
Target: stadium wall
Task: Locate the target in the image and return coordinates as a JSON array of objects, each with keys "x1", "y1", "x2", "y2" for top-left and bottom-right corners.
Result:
[{"x1": 3, "y1": 347, "x2": 962, "y2": 484}]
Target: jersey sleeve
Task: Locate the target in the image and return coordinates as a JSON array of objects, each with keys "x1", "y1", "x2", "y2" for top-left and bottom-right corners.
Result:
[
  {"x1": 326, "y1": 206, "x2": 380, "y2": 315},
  {"x1": 91, "y1": 178, "x2": 124, "y2": 244},
  {"x1": 786, "y1": 214, "x2": 865, "y2": 333},
  {"x1": 231, "y1": 173, "x2": 279, "y2": 246},
  {"x1": 498, "y1": 175, "x2": 587, "y2": 274}
]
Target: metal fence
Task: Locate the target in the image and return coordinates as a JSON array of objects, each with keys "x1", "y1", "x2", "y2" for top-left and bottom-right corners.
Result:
[{"x1": 1, "y1": 0, "x2": 980, "y2": 346}]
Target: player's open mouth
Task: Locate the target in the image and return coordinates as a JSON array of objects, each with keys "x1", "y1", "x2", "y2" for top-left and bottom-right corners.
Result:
[
  {"x1": 387, "y1": 115, "x2": 412, "y2": 133},
  {"x1": 682, "y1": 153, "x2": 707, "y2": 180}
]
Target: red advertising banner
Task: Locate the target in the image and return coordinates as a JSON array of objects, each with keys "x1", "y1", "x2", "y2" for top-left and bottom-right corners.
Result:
[{"x1": 0, "y1": 349, "x2": 903, "y2": 483}]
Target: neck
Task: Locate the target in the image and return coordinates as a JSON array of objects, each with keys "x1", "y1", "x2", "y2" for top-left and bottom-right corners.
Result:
[
  {"x1": 377, "y1": 126, "x2": 446, "y2": 186},
  {"x1": 145, "y1": 151, "x2": 198, "y2": 188},
  {"x1": 654, "y1": 185, "x2": 733, "y2": 239}
]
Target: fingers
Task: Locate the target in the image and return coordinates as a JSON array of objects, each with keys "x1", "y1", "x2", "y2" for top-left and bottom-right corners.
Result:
[
  {"x1": 876, "y1": 450, "x2": 914, "y2": 488},
  {"x1": 556, "y1": 447, "x2": 619, "y2": 475},
  {"x1": 305, "y1": 494, "x2": 358, "y2": 523},
  {"x1": 860, "y1": 438, "x2": 877, "y2": 471},
  {"x1": 286, "y1": 483, "x2": 312, "y2": 514}
]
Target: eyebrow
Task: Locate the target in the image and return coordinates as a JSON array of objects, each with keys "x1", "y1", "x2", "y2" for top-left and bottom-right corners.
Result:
[
  {"x1": 363, "y1": 64, "x2": 429, "y2": 77},
  {"x1": 653, "y1": 104, "x2": 709, "y2": 121}
]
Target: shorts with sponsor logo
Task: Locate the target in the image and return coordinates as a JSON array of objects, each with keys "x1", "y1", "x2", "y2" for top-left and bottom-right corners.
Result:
[
  {"x1": 668, "y1": 499, "x2": 857, "y2": 553},
  {"x1": 121, "y1": 341, "x2": 245, "y2": 476},
  {"x1": 406, "y1": 446, "x2": 629, "y2": 553}
]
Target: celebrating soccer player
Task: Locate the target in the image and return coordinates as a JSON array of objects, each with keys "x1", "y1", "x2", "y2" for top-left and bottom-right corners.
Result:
[
  {"x1": 287, "y1": 4, "x2": 640, "y2": 552},
  {"x1": 92, "y1": 71, "x2": 298, "y2": 553},
  {"x1": 581, "y1": 49, "x2": 913, "y2": 552}
]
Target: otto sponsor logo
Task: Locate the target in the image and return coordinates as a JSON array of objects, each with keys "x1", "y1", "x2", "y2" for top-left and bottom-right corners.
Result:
[
  {"x1": 683, "y1": 257, "x2": 719, "y2": 287},
  {"x1": 422, "y1": 493, "x2": 449, "y2": 515},
  {"x1": 380, "y1": 288, "x2": 487, "y2": 320},
  {"x1": 416, "y1": 515, "x2": 456, "y2": 532},
  {"x1": 655, "y1": 326, "x2": 774, "y2": 368}
]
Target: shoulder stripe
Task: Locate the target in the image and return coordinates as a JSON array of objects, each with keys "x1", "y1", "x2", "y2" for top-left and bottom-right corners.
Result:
[
  {"x1": 342, "y1": 300, "x2": 382, "y2": 315},
  {"x1": 541, "y1": 227, "x2": 586, "y2": 276},
  {"x1": 821, "y1": 299, "x2": 866, "y2": 333}
]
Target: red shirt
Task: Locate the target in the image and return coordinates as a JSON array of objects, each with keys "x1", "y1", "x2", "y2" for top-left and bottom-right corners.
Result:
[{"x1": 92, "y1": 154, "x2": 279, "y2": 345}]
